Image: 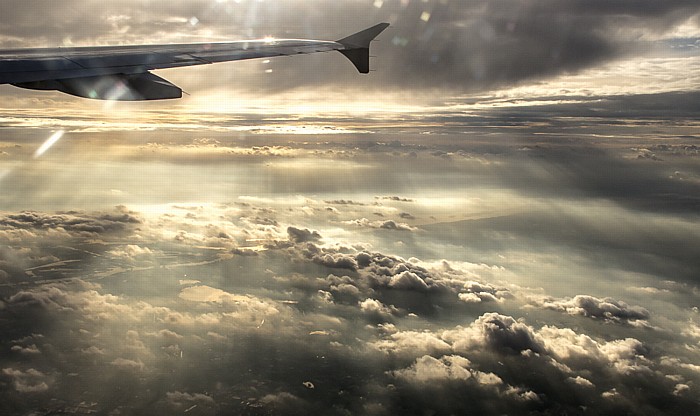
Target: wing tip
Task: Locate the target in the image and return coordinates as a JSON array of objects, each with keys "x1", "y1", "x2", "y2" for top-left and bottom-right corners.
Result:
[
  {"x1": 337, "y1": 23, "x2": 390, "y2": 49},
  {"x1": 337, "y1": 23, "x2": 390, "y2": 74}
]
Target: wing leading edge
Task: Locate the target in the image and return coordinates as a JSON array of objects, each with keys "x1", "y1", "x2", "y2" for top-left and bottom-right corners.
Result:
[{"x1": 0, "y1": 23, "x2": 389, "y2": 101}]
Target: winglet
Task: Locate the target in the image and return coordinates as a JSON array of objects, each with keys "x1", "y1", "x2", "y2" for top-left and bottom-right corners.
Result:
[{"x1": 337, "y1": 23, "x2": 390, "y2": 74}]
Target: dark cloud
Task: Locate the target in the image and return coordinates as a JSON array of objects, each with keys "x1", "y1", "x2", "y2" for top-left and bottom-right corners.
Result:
[
  {"x1": 377, "y1": 196, "x2": 414, "y2": 202},
  {"x1": 286, "y1": 226, "x2": 322, "y2": 243},
  {"x1": 324, "y1": 199, "x2": 367, "y2": 206},
  {"x1": 424, "y1": 203, "x2": 700, "y2": 284},
  {"x1": 2, "y1": 0, "x2": 698, "y2": 93},
  {"x1": 532, "y1": 294, "x2": 651, "y2": 325},
  {"x1": 343, "y1": 218, "x2": 417, "y2": 231},
  {"x1": 0, "y1": 210, "x2": 140, "y2": 234},
  {"x1": 1, "y1": 368, "x2": 50, "y2": 393},
  {"x1": 465, "y1": 312, "x2": 546, "y2": 354}
]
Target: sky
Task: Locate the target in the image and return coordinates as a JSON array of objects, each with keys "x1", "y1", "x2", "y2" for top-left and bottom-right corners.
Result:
[{"x1": 1, "y1": 1, "x2": 700, "y2": 415}]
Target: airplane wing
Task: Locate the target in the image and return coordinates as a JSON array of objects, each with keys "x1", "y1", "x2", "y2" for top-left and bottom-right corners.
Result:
[{"x1": 0, "y1": 23, "x2": 389, "y2": 101}]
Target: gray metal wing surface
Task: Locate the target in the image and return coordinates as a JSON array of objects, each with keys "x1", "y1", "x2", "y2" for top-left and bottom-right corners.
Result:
[{"x1": 0, "y1": 23, "x2": 389, "y2": 101}]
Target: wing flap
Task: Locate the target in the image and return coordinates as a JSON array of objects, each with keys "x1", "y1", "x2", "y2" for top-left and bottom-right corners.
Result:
[
  {"x1": 13, "y1": 72, "x2": 182, "y2": 101},
  {"x1": 67, "y1": 53, "x2": 175, "y2": 69}
]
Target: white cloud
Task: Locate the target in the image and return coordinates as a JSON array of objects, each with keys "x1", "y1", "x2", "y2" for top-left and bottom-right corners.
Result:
[
  {"x1": 107, "y1": 244, "x2": 153, "y2": 258},
  {"x1": 391, "y1": 355, "x2": 540, "y2": 403},
  {"x1": 568, "y1": 376, "x2": 595, "y2": 388},
  {"x1": 359, "y1": 298, "x2": 398, "y2": 318},
  {"x1": 110, "y1": 357, "x2": 145, "y2": 371},
  {"x1": 2, "y1": 368, "x2": 50, "y2": 393},
  {"x1": 458, "y1": 281, "x2": 507, "y2": 303},
  {"x1": 10, "y1": 344, "x2": 40, "y2": 354},
  {"x1": 166, "y1": 391, "x2": 215, "y2": 406},
  {"x1": 342, "y1": 218, "x2": 417, "y2": 231},
  {"x1": 530, "y1": 294, "x2": 650, "y2": 325},
  {"x1": 392, "y1": 355, "x2": 475, "y2": 383},
  {"x1": 371, "y1": 331, "x2": 451, "y2": 358},
  {"x1": 388, "y1": 271, "x2": 430, "y2": 291}
]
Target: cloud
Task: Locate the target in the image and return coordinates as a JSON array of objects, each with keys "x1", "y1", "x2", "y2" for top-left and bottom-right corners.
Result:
[
  {"x1": 530, "y1": 294, "x2": 651, "y2": 325},
  {"x1": 359, "y1": 298, "x2": 399, "y2": 321},
  {"x1": 286, "y1": 226, "x2": 322, "y2": 243},
  {"x1": 343, "y1": 218, "x2": 417, "y2": 231},
  {"x1": 110, "y1": 357, "x2": 145, "y2": 371},
  {"x1": 286, "y1": 244, "x2": 462, "y2": 301},
  {"x1": 107, "y1": 244, "x2": 153, "y2": 259},
  {"x1": 372, "y1": 331, "x2": 452, "y2": 359},
  {"x1": 0, "y1": 202, "x2": 698, "y2": 414},
  {"x1": 391, "y1": 354, "x2": 543, "y2": 404},
  {"x1": 166, "y1": 391, "x2": 215, "y2": 407},
  {"x1": 387, "y1": 271, "x2": 430, "y2": 292},
  {"x1": 324, "y1": 200, "x2": 367, "y2": 206},
  {"x1": 568, "y1": 376, "x2": 595, "y2": 388},
  {"x1": 0, "y1": 210, "x2": 140, "y2": 235},
  {"x1": 458, "y1": 281, "x2": 508, "y2": 303},
  {"x1": 9, "y1": 0, "x2": 696, "y2": 96},
  {"x1": 377, "y1": 196, "x2": 414, "y2": 203},
  {"x1": 370, "y1": 311, "x2": 699, "y2": 413},
  {"x1": 10, "y1": 344, "x2": 40, "y2": 355},
  {"x1": 1, "y1": 368, "x2": 50, "y2": 393},
  {"x1": 391, "y1": 354, "x2": 477, "y2": 383},
  {"x1": 445, "y1": 312, "x2": 546, "y2": 355}
]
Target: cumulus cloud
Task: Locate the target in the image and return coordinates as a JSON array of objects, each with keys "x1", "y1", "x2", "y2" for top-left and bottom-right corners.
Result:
[
  {"x1": 166, "y1": 391, "x2": 215, "y2": 407},
  {"x1": 342, "y1": 218, "x2": 417, "y2": 231},
  {"x1": 377, "y1": 196, "x2": 414, "y2": 202},
  {"x1": 285, "y1": 244, "x2": 464, "y2": 304},
  {"x1": 372, "y1": 331, "x2": 452, "y2": 359},
  {"x1": 457, "y1": 318, "x2": 532, "y2": 354},
  {"x1": 392, "y1": 354, "x2": 477, "y2": 383},
  {"x1": 387, "y1": 271, "x2": 430, "y2": 292},
  {"x1": 568, "y1": 376, "x2": 595, "y2": 388},
  {"x1": 370, "y1": 311, "x2": 697, "y2": 413},
  {"x1": 0, "y1": 210, "x2": 140, "y2": 235},
  {"x1": 388, "y1": 354, "x2": 540, "y2": 414},
  {"x1": 359, "y1": 298, "x2": 399, "y2": 321},
  {"x1": 107, "y1": 244, "x2": 153, "y2": 259},
  {"x1": 458, "y1": 281, "x2": 508, "y2": 303},
  {"x1": 1, "y1": 368, "x2": 50, "y2": 393},
  {"x1": 110, "y1": 357, "x2": 145, "y2": 371},
  {"x1": 0, "y1": 202, "x2": 697, "y2": 415},
  {"x1": 286, "y1": 226, "x2": 322, "y2": 243},
  {"x1": 10, "y1": 344, "x2": 40, "y2": 354},
  {"x1": 531, "y1": 294, "x2": 651, "y2": 325}
]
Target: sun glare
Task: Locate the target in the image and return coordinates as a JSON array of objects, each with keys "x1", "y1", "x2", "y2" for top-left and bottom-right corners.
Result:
[{"x1": 33, "y1": 130, "x2": 65, "y2": 158}]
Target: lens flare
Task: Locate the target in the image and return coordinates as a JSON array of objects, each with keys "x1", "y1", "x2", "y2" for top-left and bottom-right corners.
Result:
[{"x1": 33, "y1": 130, "x2": 65, "y2": 158}]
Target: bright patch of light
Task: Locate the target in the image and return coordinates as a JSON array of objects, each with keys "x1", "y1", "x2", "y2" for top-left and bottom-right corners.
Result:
[
  {"x1": 226, "y1": 125, "x2": 371, "y2": 135},
  {"x1": 33, "y1": 130, "x2": 64, "y2": 158}
]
